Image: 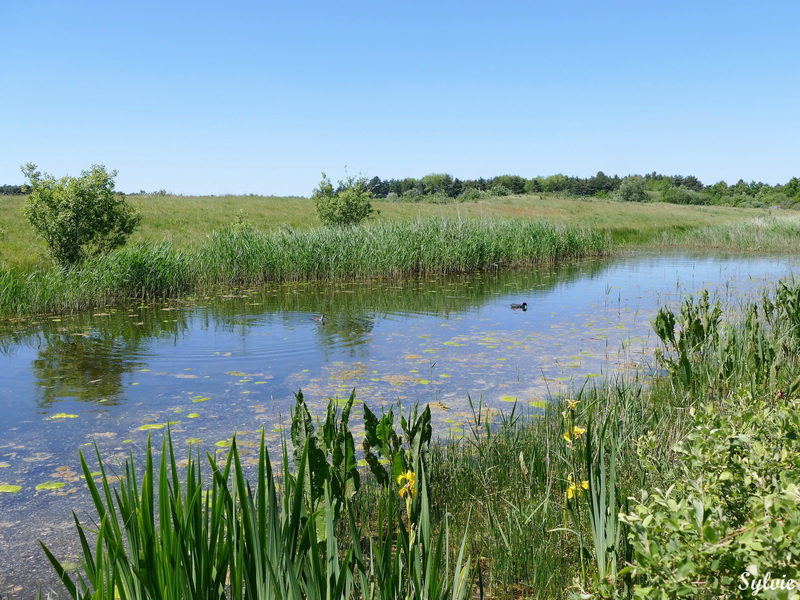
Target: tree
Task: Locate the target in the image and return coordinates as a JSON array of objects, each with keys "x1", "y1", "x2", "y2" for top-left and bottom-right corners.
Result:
[
  {"x1": 617, "y1": 175, "x2": 648, "y2": 202},
  {"x1": 312, "y1": 172, "x2": 377, "y2": 226},
  {"x1": 784, "y1": 177, "x2": 800, "y2": 199},
  {"x1": 21, "y1": 163, "x2": 141, "y2": 265}
]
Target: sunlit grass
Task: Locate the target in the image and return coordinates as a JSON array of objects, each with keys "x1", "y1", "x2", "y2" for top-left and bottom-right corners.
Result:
[
  {"x1": 0, "y1": 193, "x2": 779, "y2": 269},
  {"x1": 654, "y1": 213, "x2": 800, "y2": 251}
]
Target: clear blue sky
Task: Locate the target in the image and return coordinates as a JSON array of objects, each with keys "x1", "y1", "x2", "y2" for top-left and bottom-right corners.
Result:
[{"x1": 2, "y1": 1, "x2": 798, "y2": 196}]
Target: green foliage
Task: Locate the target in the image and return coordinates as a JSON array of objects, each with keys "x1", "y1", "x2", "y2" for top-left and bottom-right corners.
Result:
[
  {"x1": 362, "y1": 402, "x2": 431, "y2": 487},
  {"x1": 21, "y1": 163, "x2": 141, "y2": 266},
  {"x1": 653, "y1": 290, "x2": 722, "y2": 390},
  {"x1": 40, "y1": 396, "x2": 473, "y2": 600},
  {"x1": 312, "y1": 173, "x2": 377, "y2": 227},
  {"x1": 661, "y1": 186, "x2": 706, "y2": 205},
  {"x1": 290, "y1": 390, "x2": 360, "y2": 540},
  {"x1": 617, "y1": 176, "x2": 648, "y2": 203},
  {"x1": 784, "y1": 177, "x2": 800, "y2": 200},
  {"x1": 621, "y1": 389, "x2": 800, "y2": 599}
]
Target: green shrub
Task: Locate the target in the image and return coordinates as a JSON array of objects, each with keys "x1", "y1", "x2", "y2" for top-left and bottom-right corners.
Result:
[
  {"x1": 661, "y1": 186, "x2": 706, "y2": 205},
  {"x1": 21, "y1": 163, "x2": 141, "y2": 266},
  {"x1": 617, "y1": 176, "x2": 648, "y2": 203},
  {"x1": 312, "y1": 173, "x2": 377, "y2": 226},
  {"x1": 488, "y1": 185, "x2": 512, "y2": 197},
  {"x1": 457, "y1": 188, "x2": 488, "y2": 202},
  {"x1": 620, "y1": 388, "x2": 800, "y2": 599}
]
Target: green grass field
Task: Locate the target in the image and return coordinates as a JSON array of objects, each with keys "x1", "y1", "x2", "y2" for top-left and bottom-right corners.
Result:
[{"x1": 0, "y1": 193, "x2": 780, "y2": 268}]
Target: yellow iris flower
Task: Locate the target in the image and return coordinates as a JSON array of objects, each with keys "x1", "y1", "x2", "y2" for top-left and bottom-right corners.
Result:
[
  {"x1": 397, "y1": 470, "x2": 417, "y2": 498},
  {"x1": 563, "y1": 425, "x2": 587, "y2": 443},
  {"x1": 566, "y1": 474, "x2": 589, "y2": 499}
]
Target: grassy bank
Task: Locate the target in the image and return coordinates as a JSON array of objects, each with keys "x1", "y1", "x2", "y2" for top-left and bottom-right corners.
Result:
[
  {"x1": 654, "y1": 213, "x2": 800, "y2": 252},
  {"x1": 0, "y1": 193, "x2": 776, "y2": 268},
  {"x1": 31, "y1": 282, "x2": 800, "y2": 599},
  {"x1": 0, "y1": 218, "x2": 609, "y2": 315}
]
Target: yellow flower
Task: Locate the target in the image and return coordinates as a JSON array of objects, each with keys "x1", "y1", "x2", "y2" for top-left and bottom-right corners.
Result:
[
  {"x1": 566, "y1": 474, "x2": 589, "y2": 499},
  {"x1": 563, "y1": 425, "x2": 587, "y2": 443},
  {"x1": 397, "y1": 470, "x2": 417, "y2": 498},
  {"x1": 566, "y1": 398, "x2": 581, "y2": 410}
]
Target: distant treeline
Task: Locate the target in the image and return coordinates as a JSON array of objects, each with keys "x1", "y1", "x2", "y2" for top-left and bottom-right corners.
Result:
[
  {"x1": 4, "y1": 173, "x2": 800, "y2": 207},
  {"x1": 360, "y1": 172, "x2": 800, "y2": 207},
  {"x1": 0, "y1": 184, "x2": 24, "y2": 195}
]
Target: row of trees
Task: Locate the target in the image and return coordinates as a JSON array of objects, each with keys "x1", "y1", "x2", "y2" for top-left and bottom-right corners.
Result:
[{"x1": 358, "y1": 171, "x2": 800, "y2": 205}]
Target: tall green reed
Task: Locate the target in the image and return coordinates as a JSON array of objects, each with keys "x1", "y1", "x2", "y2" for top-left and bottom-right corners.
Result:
[{"x1": 1, "y1": 217, "x2": 609, "y2": 315}]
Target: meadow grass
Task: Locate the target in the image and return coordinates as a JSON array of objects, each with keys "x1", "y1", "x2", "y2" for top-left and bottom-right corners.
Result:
[
  {"x1": 0, "y1": 193, "x2": 778, "y2": 268},
  {"x1": 653, "y1": 212, "x2": 800, "y2": 251},
  {"x1": 0, "y1": 218, "x2": 609, "y2": 315}
]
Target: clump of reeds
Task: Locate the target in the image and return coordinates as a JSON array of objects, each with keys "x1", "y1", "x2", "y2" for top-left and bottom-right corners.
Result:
[
  {"x1": 195, "y1": 217, "x2": 609, "y2": 285},
  {"x1": 0, "y1": 217, "x2": 610, "y2": 315}
]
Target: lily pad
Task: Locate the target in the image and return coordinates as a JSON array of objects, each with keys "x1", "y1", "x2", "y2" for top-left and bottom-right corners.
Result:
[
  {"x1": 36, "y1": 481, "x2": 65, "y2": 491},
  {"x1": 138, "y1": 421, "x2": 178, "y2": 431},
  {"x1": 48, "y1": 413, "x2": 79, "y2": 420},
  {"x1": 0, "y1": 484, "x2": 21, "y2": 493}
]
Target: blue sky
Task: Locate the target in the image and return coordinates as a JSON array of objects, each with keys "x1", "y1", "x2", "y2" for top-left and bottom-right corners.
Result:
[{"x1": 2, "y1": 1, "x2": 798, "y2": 196}]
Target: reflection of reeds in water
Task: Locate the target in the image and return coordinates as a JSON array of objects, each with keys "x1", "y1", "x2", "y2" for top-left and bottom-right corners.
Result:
[{"x1": 0, "y1": 218, "x2": 609, "y2": 316}]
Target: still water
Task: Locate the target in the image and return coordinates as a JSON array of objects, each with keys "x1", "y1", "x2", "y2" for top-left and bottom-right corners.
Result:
[{"x1": 0, "y1": 250, "x2": 798, "y2": 596}]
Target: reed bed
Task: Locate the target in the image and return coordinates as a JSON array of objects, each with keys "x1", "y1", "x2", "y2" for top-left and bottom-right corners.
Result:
[
  {"x1": 0, "y1": 218, "x2": 610, "y2": 315},
  {"x1": 654, "y1": 213, "x2": 800, "y2": 252}
]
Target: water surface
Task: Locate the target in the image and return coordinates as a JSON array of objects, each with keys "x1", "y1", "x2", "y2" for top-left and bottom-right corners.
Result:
[{"x1": 0, "y1": 250, "x2": 797, "y2": 596}]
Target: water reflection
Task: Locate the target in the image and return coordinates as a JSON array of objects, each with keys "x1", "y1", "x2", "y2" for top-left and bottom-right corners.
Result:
[
  {"x1": 1, "y1": 259, "x2": 608, "y2": 412},
  {"x1": 31, "y1": 333, "x2": 145, "y2": 407}
]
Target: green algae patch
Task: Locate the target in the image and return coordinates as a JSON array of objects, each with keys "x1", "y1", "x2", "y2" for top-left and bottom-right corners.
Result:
[
  {"x1": 36, "y1": 481, "x2": 65, "y2": 491},
  {"x1": 138, "y1": 421, "x2": 179, "y2": 431}
]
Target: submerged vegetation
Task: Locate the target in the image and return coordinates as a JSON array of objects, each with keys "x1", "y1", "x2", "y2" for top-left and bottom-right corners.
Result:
[
  {"x1": 0, "y1": 218, "x2": 609, "y2": 315},
  {"x1": 29, "y1": 282, "x2": 800, "y2": 599}
]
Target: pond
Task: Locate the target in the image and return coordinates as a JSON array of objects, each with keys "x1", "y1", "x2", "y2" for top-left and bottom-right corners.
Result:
[{"x1": 0, "y1": 250, "x2": 798, "y2": 596}]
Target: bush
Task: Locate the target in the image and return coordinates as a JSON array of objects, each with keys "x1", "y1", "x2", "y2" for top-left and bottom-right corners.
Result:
[
  {"x1": 617, "y1": 176, "x2": 648, "y2": 203},
  {"x1": 312, "y1": 172, "x2": 377, "y2": 226},
  {"x1": 458, "y1": 188, "x2": 488, "y2": 202},
  {"x1": 489, "y1": 184, "x2": 512, "y2": 197},
  {"x1": 661, "y1": 186, "x2": 706, "y2": 205},
  {"x1": 621, "y1": 388, "x2": 800, "y2": 599},
  {"x1": 21, "y1": 163, "x2": 140, "y2": 265}
]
